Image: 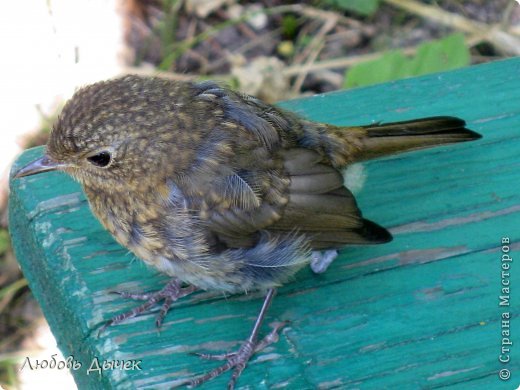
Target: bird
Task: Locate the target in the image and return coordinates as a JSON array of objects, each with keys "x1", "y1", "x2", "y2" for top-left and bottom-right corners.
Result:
[{"x1": 14, "y1": 74, "x2": 481, "y2": 388}]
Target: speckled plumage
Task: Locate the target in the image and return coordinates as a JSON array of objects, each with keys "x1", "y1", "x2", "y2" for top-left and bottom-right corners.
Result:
[
  {"x1": 41, "y1": 76, "x2": 351, "y2": 291},
  {"x1": 28, "y1": 74, "x2": 481, "y2": 293},
  {"x1": 15, "y1": 75, "x2": 481, "y2": 388}
]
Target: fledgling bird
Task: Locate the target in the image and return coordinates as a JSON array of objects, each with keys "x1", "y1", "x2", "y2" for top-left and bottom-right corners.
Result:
[{"x1": 14, "y1": 75, "x2": 481, "y2": 388}]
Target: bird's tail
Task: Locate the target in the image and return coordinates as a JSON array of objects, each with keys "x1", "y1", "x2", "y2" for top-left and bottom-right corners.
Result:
[{"x1": 355, "y1": 116, "x2": 481, "y2": 161}]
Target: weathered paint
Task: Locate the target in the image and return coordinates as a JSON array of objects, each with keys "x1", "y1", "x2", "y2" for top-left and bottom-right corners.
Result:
[{"x1": 9, "y1": 58, "x2": 520, "y2": 389}]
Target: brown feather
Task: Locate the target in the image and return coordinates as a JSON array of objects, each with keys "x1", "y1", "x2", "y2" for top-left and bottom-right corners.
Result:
[
  {"x1": 357, "y1": 116, "x2": 481, "y2": 161},
  {"x1": 266, "y1": 148, "x2": 391, "y2": 248}
]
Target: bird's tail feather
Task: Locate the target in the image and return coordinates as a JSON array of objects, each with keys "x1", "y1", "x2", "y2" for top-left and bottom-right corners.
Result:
[{"x1": 357, "y1": 116, "x2": 481, "y2": 161}]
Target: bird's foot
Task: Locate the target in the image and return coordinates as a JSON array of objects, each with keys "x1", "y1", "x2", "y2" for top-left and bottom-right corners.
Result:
[
  {"x1": 188, "y1": 321, "x2": 286, "y2": 389},
  {"x1": 99, "y1": 278, "x2": 196, "y2": 333}
]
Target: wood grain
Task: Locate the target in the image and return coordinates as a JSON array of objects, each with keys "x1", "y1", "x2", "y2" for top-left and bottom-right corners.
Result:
[{"x1": 9, "y1": 57, "x2": 520, "y2": 389}]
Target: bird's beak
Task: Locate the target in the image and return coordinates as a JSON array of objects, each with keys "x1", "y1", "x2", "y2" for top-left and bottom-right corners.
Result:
[{"x1": 14, "y1": 154, "x2": 67, "y2": 178}]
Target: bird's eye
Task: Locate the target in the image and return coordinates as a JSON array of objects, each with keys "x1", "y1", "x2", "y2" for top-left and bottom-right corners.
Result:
[{"x1": 87, "y1": 151, "x2": 112, "y2": 167}]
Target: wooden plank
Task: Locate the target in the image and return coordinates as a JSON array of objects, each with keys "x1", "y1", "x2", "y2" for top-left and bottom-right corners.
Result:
[{"x1": 9, "y1": 57, "x2": 520, "y2": 389}]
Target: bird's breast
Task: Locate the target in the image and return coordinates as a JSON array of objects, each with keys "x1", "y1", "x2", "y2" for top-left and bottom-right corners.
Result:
[{"x1": 84, "y1": 185, "x2": 210, "y2": 277}]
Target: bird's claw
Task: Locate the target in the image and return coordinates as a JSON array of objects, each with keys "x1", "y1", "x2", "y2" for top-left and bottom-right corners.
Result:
[
  {"x1": 98, "y1": 278, "x2": 196, "y2": 335},
  {"x1": 188, "y1": 321, "x2": 287, "y2": 389}
]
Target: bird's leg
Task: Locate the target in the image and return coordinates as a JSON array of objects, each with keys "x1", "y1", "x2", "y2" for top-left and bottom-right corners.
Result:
[
  {"x1": 188, "y1": 288, "x2": 283, "y2": 389},
  {"x1": 99, "y1": 278, "x2": 196, "y2": 333}
]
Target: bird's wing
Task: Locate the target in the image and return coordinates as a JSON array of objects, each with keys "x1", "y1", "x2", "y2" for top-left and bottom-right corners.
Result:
[
  {"x1": 267, "y1": 148, "x2": 391, "y2": 249},
  {"x1": 179, "y1": 82, "x2": 391, "y2": 250}
]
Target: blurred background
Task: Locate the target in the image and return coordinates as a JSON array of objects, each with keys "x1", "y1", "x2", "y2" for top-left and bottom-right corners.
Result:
[{"x1": 1, "y1": 0, "x2": 519, "y2": 388}]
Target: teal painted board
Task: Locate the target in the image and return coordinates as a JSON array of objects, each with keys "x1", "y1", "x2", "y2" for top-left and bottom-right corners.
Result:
[{"x1": 9, "y1": 57, "x2": 520, "y2": 389}]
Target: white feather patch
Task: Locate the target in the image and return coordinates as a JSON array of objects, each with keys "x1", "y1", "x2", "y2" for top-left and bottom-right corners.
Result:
[{"x1": 341, "y1": 163, "x2": 366, "y2": 195}]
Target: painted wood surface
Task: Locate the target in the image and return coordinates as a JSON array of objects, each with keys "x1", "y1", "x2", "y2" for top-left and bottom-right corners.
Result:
[{"x1": 9, "y1": 57, "x2": 520, "y2": 389}]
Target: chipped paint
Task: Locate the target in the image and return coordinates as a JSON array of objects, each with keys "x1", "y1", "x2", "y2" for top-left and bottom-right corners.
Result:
[
  {"x1": 391, "y1": 204, "x2": 520, "y2": 234},
  {"x1": 27, "y1": 192, "x2": 84, "y2": 220},
  {"x1": 195, "y1": 314, "x2": 242, "y2": 324},
  {"x1": 427, "y1": 366, "x2": 481, "y2": 380},
  {"x1": 342, "y1": 245, "x2": 468, "y2": 269}
]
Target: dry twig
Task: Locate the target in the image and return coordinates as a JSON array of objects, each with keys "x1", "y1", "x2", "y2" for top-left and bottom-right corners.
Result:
[
  {"x1": 383, "y1": 0, "x2": 520, "y2": 55},
  {"x1": 292, "y1": 16, "x2": 338, "y2": 93}
]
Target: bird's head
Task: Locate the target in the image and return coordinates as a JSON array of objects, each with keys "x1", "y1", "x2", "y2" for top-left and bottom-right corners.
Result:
[{"x1": 14, "y1": 75, "x2": 198, "y2": 190}]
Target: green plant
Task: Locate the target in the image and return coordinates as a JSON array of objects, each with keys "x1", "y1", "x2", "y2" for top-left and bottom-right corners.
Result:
[
  {"x1": 322, "y1": 0, "x2": 381, "y2": 16},
  {"x1": 344, "y1": 33, "x2": 470, "y2": 88},
  {"x1": 281, "y1": 14, "x2": 299, "y2": 38},
  {"x1": 0, "y1": 229, "x2": 9, "y2": 256}
]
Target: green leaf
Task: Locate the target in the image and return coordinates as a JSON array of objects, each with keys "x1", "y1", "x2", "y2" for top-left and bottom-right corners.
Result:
[
  {"x1": 281, "y1": 14, "x2": 299, "y2": 38},
  {"x1": 0, "y1": 229, "x2": 10, "y2": 256},
  {"x1": 323, "y1": 0, "x2": 380, "y2": 16},
  {"x1": 344, "y1": 33, "x2": 470, "y2": 88}
]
